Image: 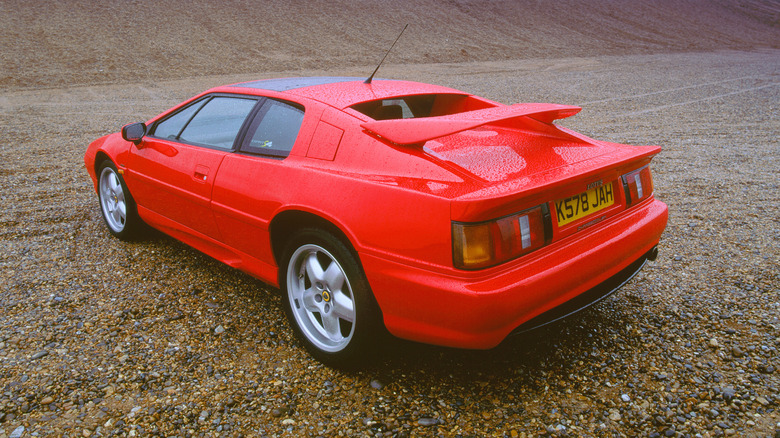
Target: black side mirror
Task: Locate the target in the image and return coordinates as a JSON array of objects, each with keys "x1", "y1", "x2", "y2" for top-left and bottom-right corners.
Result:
[{"x1": 121, "y1": 122, "x2": 146, "y2": 145}]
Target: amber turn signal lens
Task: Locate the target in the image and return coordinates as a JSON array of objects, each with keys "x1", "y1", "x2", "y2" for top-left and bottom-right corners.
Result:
[
  {"x1": 453, "y1": 205, "x2": 546, "y2": 270},
  {"x1": 452, "y1": 223, "x2": 492, "y2": 268}
]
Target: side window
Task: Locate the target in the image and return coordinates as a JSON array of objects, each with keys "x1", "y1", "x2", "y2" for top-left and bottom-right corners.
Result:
[
  {"x1": 178, "y1": 97, "x2": 258, "y2": 149},
  {"x1": 241, "y1": 99, "x2": 305, "y2": 157},
  {"x1": 151, "y1": 99, "x2": 206, "y2": 140}
]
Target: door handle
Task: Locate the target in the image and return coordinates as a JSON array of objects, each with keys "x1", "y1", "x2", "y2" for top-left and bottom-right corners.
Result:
[{"x1": 193, "y1": 164, "x2": 209, "y2": 182}]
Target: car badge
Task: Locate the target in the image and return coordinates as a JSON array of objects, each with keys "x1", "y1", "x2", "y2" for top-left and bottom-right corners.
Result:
[{"x1": 586, "y1": 180, "x2": 603, "y2": 190}]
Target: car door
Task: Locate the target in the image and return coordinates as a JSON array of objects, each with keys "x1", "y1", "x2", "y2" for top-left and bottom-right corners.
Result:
[
  {"x1": 126, "y1": 94, "x2": 259, "y2": 240},
  {"x1": 211, "y1": 98, "x2": 310, "y2": 267}
]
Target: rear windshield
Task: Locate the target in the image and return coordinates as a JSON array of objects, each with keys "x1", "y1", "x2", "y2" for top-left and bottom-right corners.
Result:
[{"x1": 350, "y1": 94, "x2": 494, "y2": 120}]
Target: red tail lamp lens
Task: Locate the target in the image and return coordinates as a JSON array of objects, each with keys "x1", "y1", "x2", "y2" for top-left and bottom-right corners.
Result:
[
  {"x1": 622, "y1": 165, "x2": 654, "y2": 207},
  {"x1": 453, "y1": 205, "x2": 546, "y2": 270}
]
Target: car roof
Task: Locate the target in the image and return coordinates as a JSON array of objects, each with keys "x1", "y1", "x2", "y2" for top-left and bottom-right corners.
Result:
[{"x1": 226, "y1": 76, "x2": 468, "y2": 109}]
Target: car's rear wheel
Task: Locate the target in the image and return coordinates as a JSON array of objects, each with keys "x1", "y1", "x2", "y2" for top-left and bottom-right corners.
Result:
[
  {"x1": 97, "y1": 160, "x2": 142, "y2": 240},
  {"x1": 280, "y1": 228, "x2": 382, "y2": 368}
]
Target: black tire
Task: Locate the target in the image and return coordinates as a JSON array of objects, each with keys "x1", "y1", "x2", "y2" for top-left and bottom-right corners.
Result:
[
  {"x1": 280, "y1": 228, "x2": 383, "y2": 368},
  {"x1": 96, "y1": 159, "x2": 143, "y2": 240}
]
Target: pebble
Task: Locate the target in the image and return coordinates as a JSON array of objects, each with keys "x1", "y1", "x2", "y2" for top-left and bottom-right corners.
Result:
[
  {"x1": 417, "y1": 418, "x2": 440, "y2": 427},
  {"x1": 709, "y1": 338, "x2": 719, "y2": 348},
  {"x1": 9, "y1": 426, "x2": 25, "y2": 438},
  {"x1": 271, "y1": 406, "x2": 289, "y2": 417},
  {"x1": 722, "y1": 387, "x2": 735, "y2": 402},
  {"x1": 30, "y1": 350, "x2": 48, "y2": 360},
  {"x1": 214, "y1": 325, "x2": 225, "y2": 335}
]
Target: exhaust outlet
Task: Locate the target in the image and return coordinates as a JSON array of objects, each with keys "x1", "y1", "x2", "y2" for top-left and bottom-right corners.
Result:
[{"x1": 647, "y1": 245, "x2": 659, "y2": 261}]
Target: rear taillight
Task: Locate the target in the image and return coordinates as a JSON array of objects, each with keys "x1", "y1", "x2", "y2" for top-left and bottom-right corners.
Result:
[
  {"x1": 453, "y1": 205, "x2": 547, "y2": 270},
  {"x1": 622, "y1": 165, "x2": 654, "y2": 207}
]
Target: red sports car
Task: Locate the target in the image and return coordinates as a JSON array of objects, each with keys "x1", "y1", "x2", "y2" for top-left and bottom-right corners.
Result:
[{"x1": 84, "y1": 77, "x2": 667, "y2": 367}]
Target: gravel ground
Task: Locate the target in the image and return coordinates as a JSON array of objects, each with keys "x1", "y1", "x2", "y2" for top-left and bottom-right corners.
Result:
[{"x1": 1, "y1": 50, "x2": 778, "y2": 437}]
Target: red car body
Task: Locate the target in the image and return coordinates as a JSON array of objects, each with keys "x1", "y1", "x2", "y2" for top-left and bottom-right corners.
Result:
[{"x1": 85, "y1": 77, "x2": 667, "y2": 363}]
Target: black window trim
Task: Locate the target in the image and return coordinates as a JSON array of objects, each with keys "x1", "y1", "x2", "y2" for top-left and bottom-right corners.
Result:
[
  {"x1": 147, "y1": 93, "x2": 307, "y2": 158},
  {"x1": 233, "y1": 96, "x2": 268, "y2": 153},
  {"x1": 174, "y1": 96, "x2": 211, "y2": 140},
  {"x1": 147, "y1": 93, "x2": 263, "y2": 152},
  {"x1": 235, "y1": 97, "x2": 306, "y2": 160}
]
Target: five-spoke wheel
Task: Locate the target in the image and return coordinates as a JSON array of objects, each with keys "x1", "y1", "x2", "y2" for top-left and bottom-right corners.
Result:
[
  {"x1": 281, "y1": 229, "x2": 382, "y2": 367},
  {"x1": 287, "y1": 244, "x2": 356, "y2": 352},
  {"x1": 97, "y1": 160, "x2": 141, "y2": 239}
]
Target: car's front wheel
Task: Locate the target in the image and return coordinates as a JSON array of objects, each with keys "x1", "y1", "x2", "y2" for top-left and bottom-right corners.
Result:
[
  {"x1": 280, "y1": 228, "x2": 382, "y2": 368},
  {"x1": 97, "y1": 160, "x2": 142, "y2": 240}
]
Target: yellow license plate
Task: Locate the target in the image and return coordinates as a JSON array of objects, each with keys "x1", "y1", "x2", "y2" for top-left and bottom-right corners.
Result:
[{"x1": 554, "y1": 183, "x2": 615, "y2": 227}]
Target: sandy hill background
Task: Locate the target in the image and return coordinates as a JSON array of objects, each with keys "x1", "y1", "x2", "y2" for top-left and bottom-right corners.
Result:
[{"x1": 1, "y1": 0, "x2": 778, "y2": 89}]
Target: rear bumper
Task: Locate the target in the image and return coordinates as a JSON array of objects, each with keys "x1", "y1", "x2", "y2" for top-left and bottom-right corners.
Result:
[
  {"x1": 361, "y1": 198, "x2": 668, "y2": 349},
  {"x1": 509, "y1": 246, "x2": 652, "y2": 336}
]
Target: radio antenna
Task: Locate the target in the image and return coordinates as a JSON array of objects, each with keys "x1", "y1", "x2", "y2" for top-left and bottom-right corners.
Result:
[{"x1": 365, "y1": 24, "x2": 409, "y2": 84}]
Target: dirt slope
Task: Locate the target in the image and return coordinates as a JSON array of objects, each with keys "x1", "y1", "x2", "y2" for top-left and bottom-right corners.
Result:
[{"x1": 1, "y1": 0, "x2": 779, "y2": 89}]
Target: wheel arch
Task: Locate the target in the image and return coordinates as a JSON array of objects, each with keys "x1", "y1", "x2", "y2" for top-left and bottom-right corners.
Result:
[
  {"x1": 269, "y1": 209, "x2": 360, "y2": 267},
  {"x1": 93, "y1": 151, "x2": 114, "y2": 189}
]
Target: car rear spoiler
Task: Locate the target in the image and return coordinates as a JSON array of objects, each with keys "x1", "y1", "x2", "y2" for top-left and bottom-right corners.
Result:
[{"x1": 361, "y1": 103, "x2": 581, "y2": 146}]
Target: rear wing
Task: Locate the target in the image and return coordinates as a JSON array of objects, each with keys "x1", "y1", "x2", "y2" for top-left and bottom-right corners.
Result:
[{"x1": 361, "y1": 103, "x2": 581, "y2": 146}]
